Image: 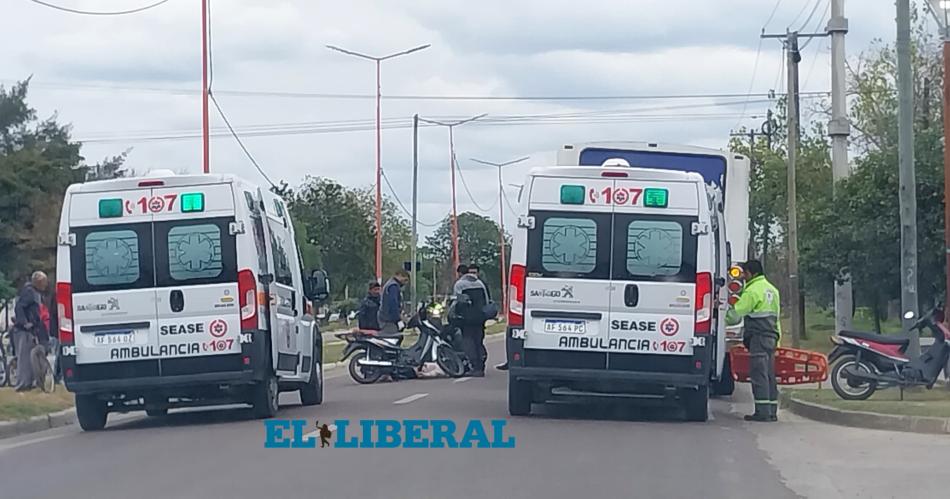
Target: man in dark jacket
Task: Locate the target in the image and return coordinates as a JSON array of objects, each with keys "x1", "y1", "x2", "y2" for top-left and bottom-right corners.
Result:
[
  {"x1": 13, "y1": 271, "x2": 49, "y2": 392},
  {"x1": 453, "y1": 264, "x2": 490, "y2": 377},
  {"x1": 377, "y1": 270, "x2": 410, "y2": 340},
  {"x1": 357, "y1": 280, "x2": 381, "y2": 331}
]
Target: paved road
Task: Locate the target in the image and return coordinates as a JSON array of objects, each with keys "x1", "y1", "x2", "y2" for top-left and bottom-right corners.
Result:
[{"x1": 1, "y1": 338, "x2": 947, "y2": 499}]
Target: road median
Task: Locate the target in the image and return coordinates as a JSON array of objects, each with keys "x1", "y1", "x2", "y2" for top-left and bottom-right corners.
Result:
[{"x1": 782, "y1": 388, "x2": 950, "y2": 435}]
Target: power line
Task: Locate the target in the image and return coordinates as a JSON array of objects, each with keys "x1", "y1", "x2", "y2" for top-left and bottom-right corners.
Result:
[
  {"x1": 763, "y1": 0, "x2": 786, "y2": 29},
  {"x1": 26, "y1": 0, "x2": 172, "y2": 16},
  {"x1": 799, "y1": 0, "x2": 830, "y2": 50},
  {"x1": 788, "y1": 0, "x2": 815, "y2": 28},
  {"x1": 502, "y1": 188, "x2": 518, "y2": 214},
  {"x1": 380, "y1": 170, "x2": 441, "y2": 227},
  {"x1": 209, "y1": 93, "x2": 276, "y2": 189},
  {"x1": 797, "y1": 0, "x2": 825, "y2": 33},
  {"x1": 733, "y1": 36, "x2": 764, "y2": 130},
  {"x1": 9, "y1": 80, "x2": 828, "y2": 102},
  {"x1": 455, "y1": 159, "x2": 497, "y2": 213}
]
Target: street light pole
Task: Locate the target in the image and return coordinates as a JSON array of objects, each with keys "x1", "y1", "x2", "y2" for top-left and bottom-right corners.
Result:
[
  {"x1": 418, "y1": 114, "x2": 487, "y2": 273},
  {"x1": 470, "y1": 156, "x2": 530, "y2": 317},
  {"x1": 926, "y1": 0, "x2": 950, "y2": 319},
  {"x1": 201, "y1": 0, "x2": 210, "y2": 173},
  {"x1": 326, "y1": 43, "x2": 431, "y2": 282}
]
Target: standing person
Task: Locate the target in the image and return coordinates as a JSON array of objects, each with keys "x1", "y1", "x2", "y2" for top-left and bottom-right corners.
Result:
[
  {"x1": 357, "y1": 280, "x2": 381, "y2": 331},
  {"x1": 377, "y1": 270, "x2": 410, "y2": 341},
  {"x1": 12, "y1": 271, "x2": 49, "y2": 392},
  {"x1": 728, "y1": 260, "x2": 781, "y2": 422},
  {"x1": 453, "y1": 264, "x2": 490, "y2": 377}
]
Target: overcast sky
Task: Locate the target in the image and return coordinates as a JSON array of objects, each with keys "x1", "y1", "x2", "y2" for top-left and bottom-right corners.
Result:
[{"x1": 0, "y1": 0, "x2": 921, "y2": 235}]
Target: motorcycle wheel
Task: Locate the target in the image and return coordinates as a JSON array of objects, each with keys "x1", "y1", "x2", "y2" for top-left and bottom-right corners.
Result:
[
  {"x1": 0, "y1": 355, "x2": 7, "y2": 387},
  {"x1": 348, "y1": 350, "x2": 383, "y2": 384},
  {"x1": 831, "y1": 355, "x2": 877, "y2": 400},
  {"x1": 435, "y1": 345, "x2": 466, "y2": 378}
]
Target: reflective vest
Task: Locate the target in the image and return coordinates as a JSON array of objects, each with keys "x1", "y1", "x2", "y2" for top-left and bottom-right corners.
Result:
[{"x1": 729, "y1": 275, "x2": 781, "y2": 340}]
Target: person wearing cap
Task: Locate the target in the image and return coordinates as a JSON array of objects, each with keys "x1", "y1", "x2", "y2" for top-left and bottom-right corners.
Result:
[
  {"x1": 727, "y1": 259, "x2": 781, "y2": 422},
  {"x1": 357, "y1": 280, "x2": 381, "y2": 332}
]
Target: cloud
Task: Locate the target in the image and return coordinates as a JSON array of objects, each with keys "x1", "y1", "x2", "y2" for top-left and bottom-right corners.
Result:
[{"x1": 0, "y1": 0, "x2": 908, "y2": 238}]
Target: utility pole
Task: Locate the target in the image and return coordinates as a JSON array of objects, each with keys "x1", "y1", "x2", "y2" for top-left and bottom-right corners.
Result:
[
  {"x1": 897, "y1": 0, "x2": 920, "y2": 356},
  {"x1": 418, "y1": 114, "x2": 487, "y2": 273},
  {"x1": 201, "y1": 0, "x2": 210, "y2": 173},
  {"x1": 786, "y1": 32, "x2": 803, "y2": 349},
  {"x1": 326, "y1": 43, "x2": 431, "y2": 282},
  {"x1": 763, "y1": 28, "x2": 829, "y2": 348},
  {"x1": 829, "y1": 0, "x2": 854, "y2": 334},
  {"x1": 471, "y1": 156, "x2": 531, "y2": 318},
  {"x1": 926, "y1": 0, "x2": 950, "y2": 331},
  {"x1": 411, "y1": 114, "x2": 420, "y2": 310}
]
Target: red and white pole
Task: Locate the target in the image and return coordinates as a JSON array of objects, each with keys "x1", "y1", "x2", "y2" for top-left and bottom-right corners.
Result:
[
  {"x1": 374, "y1": 60, "x2": 383, "y2": 283},
  {"x1": 449, "y1": 126, "x2": 460, "y2": 273},
  {"x1": 497, "y1": 166, "x2": 507, "y2": 318},
  {"x1": 200, "y1": 0, "x2": 210, "y2": 174}
]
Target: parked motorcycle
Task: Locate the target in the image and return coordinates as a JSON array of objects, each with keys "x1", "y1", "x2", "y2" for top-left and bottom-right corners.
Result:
[
  {"x1": 829, "y1": 308, "x2": 950, "y2": 400},
  {"x1": 338, "y1": 301, "x2": 468, "y2": 384}
]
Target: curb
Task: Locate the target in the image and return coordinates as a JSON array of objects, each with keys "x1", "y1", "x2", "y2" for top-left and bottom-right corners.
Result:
[
  {"x1": 0, "y1": 407, "x2": 76, "y2": 440},
  {"x1": 782, "y1": 392, "x2": 950, "y2": 435}
]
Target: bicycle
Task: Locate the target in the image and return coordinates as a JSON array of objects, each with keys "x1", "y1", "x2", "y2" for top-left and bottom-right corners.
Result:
[{"x1": 0, "y1": 330, "x2": 14, "y2": 387}]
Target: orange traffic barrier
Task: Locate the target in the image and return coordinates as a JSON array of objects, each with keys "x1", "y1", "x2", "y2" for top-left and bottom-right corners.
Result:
[{"x1": 729, "y1": 346, "x2": 828, "y2": 385}]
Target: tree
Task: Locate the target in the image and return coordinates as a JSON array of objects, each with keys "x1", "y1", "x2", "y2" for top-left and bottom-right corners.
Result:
[
  {"x1": 0, "y1": 79, "x2": 127, "y2": 286},
  {"x1": 792, "y1": 16, "x2": 946, "y2": 329},
  {"x1": 288, "y1": 177, "x2": 374, "y2": 300},
  {"x1": 425, "y1": 212, "x2": 509, "y2": 301}
]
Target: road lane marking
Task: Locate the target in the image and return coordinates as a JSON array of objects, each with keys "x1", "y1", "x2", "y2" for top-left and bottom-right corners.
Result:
[
  {"x1": 393, "y1": 393, "x2": 429, "y2": 405},
  {"x1": 0, "y1": 433, "x2": 69, "y2": 454},
  {"x1": 453, "y1": 377, "x2": 472, "y2": 384}
]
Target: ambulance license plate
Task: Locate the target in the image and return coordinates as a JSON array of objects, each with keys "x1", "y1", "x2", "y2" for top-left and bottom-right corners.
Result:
[
  {"x1": 543, "y1": 320, "x2": 586, "y2": 334},
  {"x1": 94, "y1": 332, "x2": 134, "y2": 346}
]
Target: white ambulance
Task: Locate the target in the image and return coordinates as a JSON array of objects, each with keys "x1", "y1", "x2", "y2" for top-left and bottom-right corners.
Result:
[
  {"x1": 55, "y1": 172, "x2": 329, "y2": 430},
  {"x1": 506, "y1": 166, "x2": 728, "y2": 421}
]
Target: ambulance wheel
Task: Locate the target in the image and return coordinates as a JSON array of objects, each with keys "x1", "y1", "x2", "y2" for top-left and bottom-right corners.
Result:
[
  {"x1": 508, "y1": 377, "x2": 532, "y2": 416},
  {"x1": 252, "y1": 375, "x2": 280, "y2": 418},
  {"x1": 76, "y1": 394, "x2": 108, "y2": 431},
  {"x1": 712, "y1": 356, "x2": 736, "y2": 396},
  {"x1": 683, "y1": 386, "x2": 709, "y2": 422},
  {"x1": 299, "y1": 345, "x2": 323, "y2": 406}
]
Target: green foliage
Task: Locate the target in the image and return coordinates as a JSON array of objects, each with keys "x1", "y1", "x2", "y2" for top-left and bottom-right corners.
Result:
[
  {"x1": 425, "y1": 212, "x2": 509, "y2": 300},
  {"x1": 0, "y1": 271, "x2": 15, "y2": 301},
  {"x1": 0, "y1": 79, "x2": 127, "y2": 285},
  {"x1": 740, "y1": 16, "x2": 947, "y2": 324}
]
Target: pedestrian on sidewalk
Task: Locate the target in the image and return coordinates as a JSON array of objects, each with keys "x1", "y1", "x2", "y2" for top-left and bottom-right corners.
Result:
[
  {"x1": 12, "y1": 271, "x2": 50, "y2": 392},
  {"x1": 727, "y1": 260, "x2": 781, "y2": 422}
]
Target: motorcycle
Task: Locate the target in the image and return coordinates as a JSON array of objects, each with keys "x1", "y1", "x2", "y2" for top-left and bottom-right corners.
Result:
[
  {"x1": 829, "y1": 308, "x2": 950, "y2": 400},
  {"x1": 338, "y1": 301, "x2": 468, "y2": 384}
]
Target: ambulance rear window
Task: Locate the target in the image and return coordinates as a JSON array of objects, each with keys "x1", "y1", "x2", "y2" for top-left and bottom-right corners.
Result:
[
  {"x1": 166, "y1": 224, "x2": 225, "y2": 280},
  {"x1": 84, "y1": 229, "x2": 142, "y2": 286}
]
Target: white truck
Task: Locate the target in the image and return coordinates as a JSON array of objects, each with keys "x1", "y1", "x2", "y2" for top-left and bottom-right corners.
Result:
[
  {"x1": 557, "y1": 141, "x2": 751, "y2": 396},
  {"x1": 56, "y1": 172, "x2": 330, "y2": 430}
]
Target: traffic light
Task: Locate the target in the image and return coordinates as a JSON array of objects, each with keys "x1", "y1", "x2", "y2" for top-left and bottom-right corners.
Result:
[{"x1": 727, "y1": 265, "x2": 744, "y2": 305}]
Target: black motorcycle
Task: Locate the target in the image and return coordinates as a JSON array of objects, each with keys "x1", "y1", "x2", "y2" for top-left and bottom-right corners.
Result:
[
  {"x1": 829, "y1": 307, "x2": 950, "y2": 400},
  {"x1": 338, "y1": 302, "x2": 467, "y2": 384}
]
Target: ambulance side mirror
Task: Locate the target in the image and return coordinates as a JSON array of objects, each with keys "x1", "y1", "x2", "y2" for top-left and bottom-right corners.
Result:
[{"x1": 306, "y1": 269, "x2": 330, "y2": 304}]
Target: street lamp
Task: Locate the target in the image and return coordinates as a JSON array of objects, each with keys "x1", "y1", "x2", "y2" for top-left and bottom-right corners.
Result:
[
  {"x1": 418, "y1": 114, "x2": 487, "y2": 273},
  {"x1": 925, "y1": 0, "x2": 950, "y2": 315},
  {"x1": 470, "y1": 156, "x2": 530, "y2": 317},
  {"x1": 326, "y1": 43, "x2": 431, "y2": 282}
]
